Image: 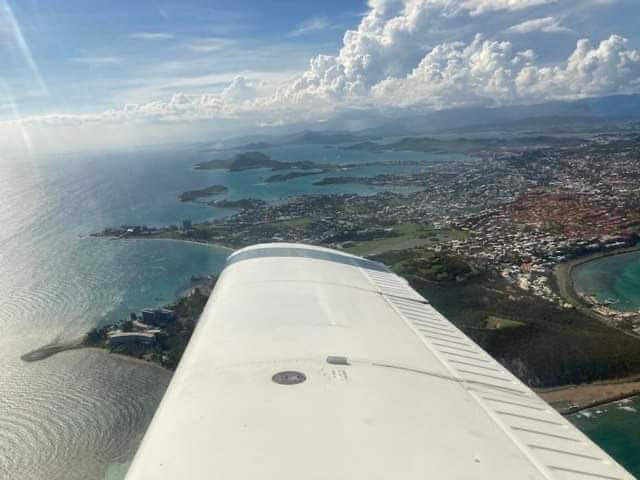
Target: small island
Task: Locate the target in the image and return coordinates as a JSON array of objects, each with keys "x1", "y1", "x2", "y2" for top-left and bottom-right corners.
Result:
[
  {"x1": 194, "y1": 150, "x2": 379, "y2": 174},
  {"x1": 178, "y1": 184, "x2": 228, "y2": 202},
  {"x1": 195, "y1": 151, "x2": 284, "y2": 171}
]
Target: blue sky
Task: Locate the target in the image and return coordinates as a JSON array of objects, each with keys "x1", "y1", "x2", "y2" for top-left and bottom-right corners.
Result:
[
  {"x1": 2, "y1": 0, "x2": 640, "y2": 156},
  {"x1": 2, "y1": 0, "x2": 364, "y2": 114}
]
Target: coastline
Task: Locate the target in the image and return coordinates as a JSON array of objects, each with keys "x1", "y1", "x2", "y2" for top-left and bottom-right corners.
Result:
[
  {"x1": 115, "y1": 235, "x2": 236, "y2": 253},
  {"x1": 537, "y1": 376, "x2": 640, "y2": 415},
  {"x1": 84, "y1": 346, "x2": 173, "y2": 372},
  {"x1": 21, "y1": 235, "x2": 224, "y2": 370},
  {"x1": 545, "y1": 246, "x2": 640, "y2": 413},
  {"x1": 554, "y1": 245, "x2": 640, "y2": 310},
  {"x1": 21, "y1": 340, "x2": 172, "y2": 372},
  {"x1": 553, "y1": 246, "x2": 640, "y2": 339},
  {"x1": 21, "y1": 335, "x2": 87, "y2": 362}
]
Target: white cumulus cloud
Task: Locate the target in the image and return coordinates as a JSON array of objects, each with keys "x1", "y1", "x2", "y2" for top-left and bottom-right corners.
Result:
[
  {"x1": 271, "y1": 0, "x2": 566, "y2": 105},
  {"x1": 516, "y1": 35, "x2": 640, "y2": 98},
  {"x1": 372, "y1": 34, "x2": 640, "y2": 107},
  {"x1": 220, "y1": 76, "x2": 257, "y2": 103},
  {"x1": 372, "y1": 34, "x2": 533, "y2": 107}
]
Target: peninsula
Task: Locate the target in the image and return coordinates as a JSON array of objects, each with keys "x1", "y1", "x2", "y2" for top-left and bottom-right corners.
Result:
[
  {"x1": 84, "y1": 276, "x2": 218, "y2": 370},
  {"x1": 21, "y1": 276, "x2": 218, "y2": 370}
]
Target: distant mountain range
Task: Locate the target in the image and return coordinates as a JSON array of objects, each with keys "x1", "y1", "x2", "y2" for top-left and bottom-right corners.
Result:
[
  {"x1": 218, "y1": 131, "x2": 375, "y2": 150},
  {"x1": 364, "y1": 94, "x2": 640, "y2": 136},
  {"x1": 218, "y1": 94, "x2": 640, "y2": 149}
]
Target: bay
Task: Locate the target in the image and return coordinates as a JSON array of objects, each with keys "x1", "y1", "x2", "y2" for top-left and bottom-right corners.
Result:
[{"x1": 572, "y1": 251, "x2": 640, "y2": 312}]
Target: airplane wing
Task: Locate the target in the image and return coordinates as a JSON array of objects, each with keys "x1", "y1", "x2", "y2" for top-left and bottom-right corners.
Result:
[{"x1": 125, "y1": 243, "x2": 635, "y2": 480}]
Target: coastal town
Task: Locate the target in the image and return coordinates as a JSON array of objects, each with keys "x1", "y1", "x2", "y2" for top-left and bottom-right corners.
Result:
[{"x1": 95, "y1": 134, "x2": 640, "y2": 333}]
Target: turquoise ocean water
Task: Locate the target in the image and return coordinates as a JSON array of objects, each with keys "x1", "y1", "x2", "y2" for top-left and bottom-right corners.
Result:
[
  {"x1": 572, "y1": 251, "x2": 640, "y2": 311},
  {"x1": 0, "y1": 143, "x2": 636, "y2": 478}
]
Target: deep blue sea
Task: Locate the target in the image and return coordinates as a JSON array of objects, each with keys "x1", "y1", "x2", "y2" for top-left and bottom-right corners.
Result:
[{"x1": 0, "y1": 143, "x2": 636, "y2": 478}]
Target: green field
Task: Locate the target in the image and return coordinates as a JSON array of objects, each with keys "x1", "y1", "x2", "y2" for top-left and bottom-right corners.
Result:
[
  {"x1": 343, "y1": 223, "x2": 468, "y2": 256},
  {"x1": 484, "y1": 315, "x2": 526, "y2": 330}
]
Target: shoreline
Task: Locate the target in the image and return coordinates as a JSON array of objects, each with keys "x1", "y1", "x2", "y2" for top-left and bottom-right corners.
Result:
[
  {"x1": 537, "y1": 375, "x2": 640, "y2": 415},
  {"x1": 21, "y1": 235, "x2": 223, "y2": 371},
  {"x1": 543, "y1": 245, "x2": 640, "y2": 413},
  {"x1": 21, "y1": 341, "x2": 172, "y2": 372},
  {"x1": 84, "y1": 346, "x2": 173, "y2": 372},
  {"x1": 553, "y1": 245, "x2": 640, "y2": 340},
  {"x1": 21, "y1": 336, "x2": 87, "y2": 362},
  {"x1": 112, "y1": 235, "x2": 236, "y2": 253},
  {"x1": 554, "y1": 245, "x2": 640, "y2": 311}
]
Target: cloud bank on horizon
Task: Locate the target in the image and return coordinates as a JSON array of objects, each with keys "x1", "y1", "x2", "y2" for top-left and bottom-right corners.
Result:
[{"x1": 3, "y1": 0, "x2": 640, "y2": 155}]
